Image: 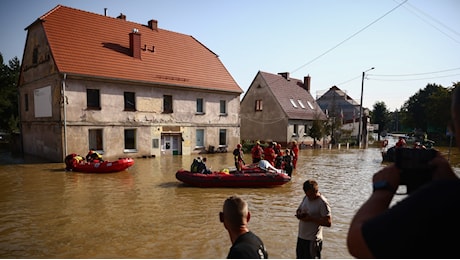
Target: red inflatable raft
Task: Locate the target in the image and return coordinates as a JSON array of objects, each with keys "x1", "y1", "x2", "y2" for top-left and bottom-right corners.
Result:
[
  {"x1": 65, "y1": 154, "x2": 134, "y2": 173},
  {"x1": 175, "y1": 167, "x2": 291, "y2": 188}
]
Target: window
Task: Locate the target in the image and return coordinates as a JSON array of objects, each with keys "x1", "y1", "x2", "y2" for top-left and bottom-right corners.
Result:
[
  {"x1": 196, "y1": 129, "x2": 204, "y2": 147},
  {"x1": 24, "y1": 94, "x2": 29, "y2": 112},
  {"x1": 89, "y1": 129, "x2": 103, "y2": 151},
  {"x1": 306, "y1": 101, "x2": 315, "y2": 110},
  {"x1": 124, "y1": 129, "x2": 137, "y2": 151},
  {"x1": 32, "y1": 47, "x2": 38, "y2": 64},
  {"x1": 289, "y1": 98, "x2": 298, "y2": 108},
  {"x1": 196, "y1": 98, "x2": 204, "y2": 113},
  {"x1": 87, "y1": 89, "x2": 100, "y2": 110},
  {"x1": 163, "y1": 95, "x2": 173, "y2": 113},
  {"x1": 219, "y1": 129, "x2": 227, "y2": 146},
  {"x1": 34, "y1": 86, "x2": 52, "y2": 117},
  {"x1": 293, "y1": 124, "x2": 298, "y2": 136},
  {"x1": 298, "y1": 100, "x2": 306, "y2": 109},
  {"x1": 220, "y1": 100, "x2": 227, "y2": 115},
  {"x1": 304, "y1": 124, "x2": 309, "y2": 136},
  {"x1": 124, "y1": 92, "x2": 136, "y2": 111},
  {"x1": 255, "y1": 99, "x2": 263, "y2": 111},
  {"x1": 152, "y1": 138, "x2": 159, "y2": 148}
]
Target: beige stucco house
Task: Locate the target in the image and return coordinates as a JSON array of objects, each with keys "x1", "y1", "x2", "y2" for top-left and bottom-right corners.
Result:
[
  {"x1": 18, "y1": 5, "x2": 242, "y2": 162},
  {"x1": 240, "y1": 71, "x2": 327, "y2": 147}
]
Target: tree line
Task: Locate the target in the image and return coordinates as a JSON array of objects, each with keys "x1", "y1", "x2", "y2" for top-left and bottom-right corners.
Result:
[{"x1": 371, "y1": 82, "x2": 458, "y2": 145}]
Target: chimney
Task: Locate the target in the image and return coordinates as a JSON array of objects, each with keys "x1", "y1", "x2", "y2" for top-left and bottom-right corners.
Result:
[
  {"x1": 304, "y1": 75, "x2": 311, "y2": 93},
  {"x1": 117, "y1": 13, "x2": 126, "y2": 20},
  {"x1": 148, "y1": 19, "x2": 158, "y2": 30},
  {"x1": 278, "y1": 72, "x2": 290, "y2": 80},
  {"x1": 129, "y1": 29, "x2": 141, "y2": 59}
]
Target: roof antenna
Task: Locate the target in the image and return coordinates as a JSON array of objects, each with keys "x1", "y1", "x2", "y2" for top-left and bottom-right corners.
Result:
[{"x1": 104, "y1": 8, "x2": 107, "y2": 16}]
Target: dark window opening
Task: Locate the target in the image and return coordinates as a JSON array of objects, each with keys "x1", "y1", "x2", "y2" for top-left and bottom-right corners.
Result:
[
  {"x1": 196, "y1": 98, "x2": 204, "y2": 113},
  {"x1": 163, "y1": 95, "x2": 173, "y2": 113},
  {"x1": 89, "y1": 129, "x2": 103, "y2": 150},
  {"x1": 87, "y1": 89, "x2": 101, "y2": 110},
  {"x1": 24, "y1": 94, "x2": 29, "y2": 112},
  {"x1": 124, "y1": 92, "x2": 136, "y2": 111},
  {"x1": 32, "y1": 47, "x2": 38, "y2": 64},
  {"x1": 124, "y1": 129, "x2": 136, "y2": 150},
  {"x1": 220, "y1": 100, "x2": 227, "y2": 115}
]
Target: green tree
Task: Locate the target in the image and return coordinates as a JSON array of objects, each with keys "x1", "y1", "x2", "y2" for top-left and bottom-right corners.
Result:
[
  {"x1": 399, "y1": 82, "x2": 457, "y2": 144},
  {"x1": 308, "y1": 112, "x2": 327, "y2": 148},
  {"x1": 0, "y1": 53, "x2": 20, "y2": 134},
  {"x1": 400, "y1": 83, "x2": 448, "y2": 132},
  {"x1": 371, "y1": 101, "x2": 390, "y2": 141}
]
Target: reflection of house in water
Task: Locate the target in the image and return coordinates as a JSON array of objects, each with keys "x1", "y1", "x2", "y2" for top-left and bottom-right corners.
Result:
[
  {"x1": 18, "y1": 5, "x2": 242, "y2": 162},
  {"x1": 240, "y1": 71, "x2": 327, "y2": 147}
]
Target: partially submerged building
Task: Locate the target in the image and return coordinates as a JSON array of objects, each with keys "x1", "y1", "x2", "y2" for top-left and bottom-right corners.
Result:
[
  {"x1": 18, "y1": 5, "x2": 242, "y2": 162},
  {"x1": 240, "y1": 71, "x2": 327, "y2": 147}
]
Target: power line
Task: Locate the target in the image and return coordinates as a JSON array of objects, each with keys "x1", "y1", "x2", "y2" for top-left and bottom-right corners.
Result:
[
  {"x1": 369, "y1": 67, "x2": 460, "y2": 77},
  {"x1": 396, "y1": 0, "x2": 460, "y2": 44},
  {"x1": 369, "y1": 72, "x2": 460, "y2": 82},
  {"x1": 290, "y1": 0, "x2": 408, "y2": 74}
]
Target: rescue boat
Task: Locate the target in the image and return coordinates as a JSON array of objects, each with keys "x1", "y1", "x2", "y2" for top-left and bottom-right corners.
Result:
[
  {"x1": 175, "y1": 165, "x2": 291, "y2": 188},
  {"x1": 65, "y1": 153, "x2": 134, "y2": 173}
]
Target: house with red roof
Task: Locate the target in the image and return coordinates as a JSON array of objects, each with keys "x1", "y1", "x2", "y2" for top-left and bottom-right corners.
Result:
[
  {"x1": 240, "y1": 71, "x2": 327, "y2": 147},
  {"x1": 18, "y1": 5, "x2": 243, "y2": 162}
]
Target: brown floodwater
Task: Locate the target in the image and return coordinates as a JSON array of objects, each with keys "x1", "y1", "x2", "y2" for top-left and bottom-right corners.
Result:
[{"x1": 1, "y1": 145, "x2": 459, "y2": 258}]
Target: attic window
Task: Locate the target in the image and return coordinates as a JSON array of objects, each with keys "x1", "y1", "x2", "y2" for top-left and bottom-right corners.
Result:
[
  {"x1": 306, "y1": 101, "x2": 315, "y2": 110},
  {"x1": 298, "y1": 100, "x2": 306, "y2": 109},
  {"x1": 32, "y1": 47, "x2": 39, "y2": 64},
  {"x1": 255, "y1": 100, "x2": 263, "y2": 111},
  {"x1": 289, "y1": 98, "x2": 298, "y2": 108}
]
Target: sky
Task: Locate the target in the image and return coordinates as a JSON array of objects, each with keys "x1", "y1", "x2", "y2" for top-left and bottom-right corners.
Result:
[{"x1": 1, "y1": 0, "x2": 459, "y2": 111}]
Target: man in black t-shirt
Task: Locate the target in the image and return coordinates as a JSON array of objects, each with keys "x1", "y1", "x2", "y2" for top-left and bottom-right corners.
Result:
[
  {"x1": 219, "y1": 196, "x2": 268, "y2": 259},
  {"x1": 347, "y1": 85, "x2": 460, "y2": 258}
]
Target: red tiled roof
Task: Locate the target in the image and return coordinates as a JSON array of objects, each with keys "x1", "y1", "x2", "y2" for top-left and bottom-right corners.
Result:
[
  {"x1": 259, "y1": 71, "x2": 327, "y2": 120},
  {"x1": 36, "y1": 5, "x2": 242, "y2": 93}
]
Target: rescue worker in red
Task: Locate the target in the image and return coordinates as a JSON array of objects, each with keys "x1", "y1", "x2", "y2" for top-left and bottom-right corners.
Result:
[
  {"x1": 395, "y1": 136, "x2": 406, "y2": 148},
  {"x1": 263, "y1": 142, "x2": 276, "y2": 166},
  {"x1": 291, "y1": 141, "x2": 299, "y2": 169},
  {"x1": 251, "y1": 140, "x2": 264, "y2": 163}
]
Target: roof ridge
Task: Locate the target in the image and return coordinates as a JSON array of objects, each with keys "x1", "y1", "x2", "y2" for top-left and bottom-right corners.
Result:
[{"x1": 40, "y1": 4, "x2": 62, "y2": 20}]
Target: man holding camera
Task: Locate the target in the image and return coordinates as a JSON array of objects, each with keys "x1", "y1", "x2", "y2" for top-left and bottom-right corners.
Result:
[{"x1": 347, "y1": 85, "x2": 460, "y2": 258}]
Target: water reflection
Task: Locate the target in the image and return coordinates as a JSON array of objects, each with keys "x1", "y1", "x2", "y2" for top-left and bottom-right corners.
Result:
[{"x1": 0, "y1": 147, "x2": 459, "y2": 258}]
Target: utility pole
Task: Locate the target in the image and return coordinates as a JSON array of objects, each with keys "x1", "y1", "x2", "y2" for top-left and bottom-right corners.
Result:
[{"x1": 357, "y1": 67, "x2": 374, "y2": 148}]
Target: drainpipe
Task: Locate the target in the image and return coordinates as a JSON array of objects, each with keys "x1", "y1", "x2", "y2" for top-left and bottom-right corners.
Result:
[{"x1": 62, "y1": 73, "x2": 67, "y2": 157}]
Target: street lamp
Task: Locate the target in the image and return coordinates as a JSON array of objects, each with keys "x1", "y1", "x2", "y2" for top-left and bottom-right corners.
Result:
[{"x1": 357, "y1": 67, "x2": 374, "y2": 148}]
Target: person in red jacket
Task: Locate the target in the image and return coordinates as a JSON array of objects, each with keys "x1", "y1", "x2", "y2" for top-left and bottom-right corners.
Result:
[
  {"x1": 263, "y1": 142, "x2": 276, "y2": 166},
  {"x1": 250, "y1": 141, "x2": 264, "y2": 163},
  {"x1": 291, "y1": 141, "x2": 299, "y2": 169}
]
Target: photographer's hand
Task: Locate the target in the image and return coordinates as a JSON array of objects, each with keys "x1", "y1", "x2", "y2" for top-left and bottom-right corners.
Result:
[
  {"x1": 372, "y1": 164, "x2": 400, "y2": 192},
  {"x1": 430, "y1": 152, "x2": 457, "y2": 181},
  {"x1": 347, "y1": 164, "x2": 400, "y2": 258}
]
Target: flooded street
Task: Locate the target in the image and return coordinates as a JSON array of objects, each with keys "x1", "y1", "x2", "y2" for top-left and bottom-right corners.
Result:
[{"x1": 1, "y1": 146, "x2": 459, "y2": 258}]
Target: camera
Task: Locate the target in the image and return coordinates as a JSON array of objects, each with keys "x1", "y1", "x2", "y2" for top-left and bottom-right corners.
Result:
[{"x1": 395, "y1": 147, "x2": 437, "y2": 194}]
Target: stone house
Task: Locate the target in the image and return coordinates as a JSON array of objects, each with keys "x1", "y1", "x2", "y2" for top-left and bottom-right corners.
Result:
[
  {"x1": 240, "y1": 71, "x2": 327, "y2": 147},
  {"x1": 316, "y1": 85, "x2": 370, "y2": 145},
  {"x1": 18, "y1": 5, "x2": 242, "y2": 162}
]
